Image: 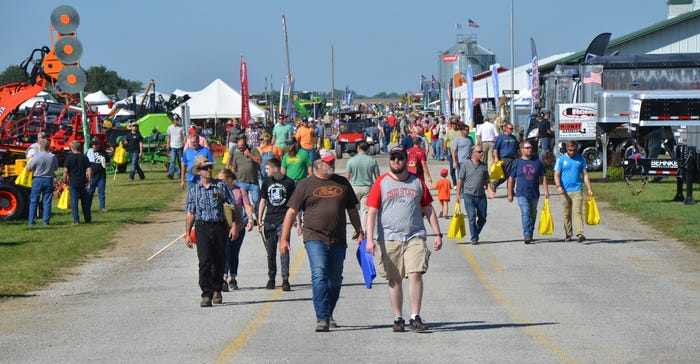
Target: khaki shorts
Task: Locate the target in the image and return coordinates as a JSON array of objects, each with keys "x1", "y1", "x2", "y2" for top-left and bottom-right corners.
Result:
[{"x1": 377, "y1": 237, "x2": 431, "y2": 281}]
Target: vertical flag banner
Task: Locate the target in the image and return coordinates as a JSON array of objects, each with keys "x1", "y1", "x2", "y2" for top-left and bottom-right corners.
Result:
[
  {"x1": 490, "y1": 64, "x2": 500, "y2": 112},
  {"x1": 240, "y1": 56, "x2": 251, "y2": 128},
  {"x1": 466, "y1": 64, "x2": 474, "y2": 126},
  {"x1": 421, "y1": 74, "x2": 428, "y2": 110},
  {"x1": 468, "y1": 19, "x2": 480, "y2": 28},
  {"x1": 530, "y1": 38, "x2": 540, "y2": 114}
]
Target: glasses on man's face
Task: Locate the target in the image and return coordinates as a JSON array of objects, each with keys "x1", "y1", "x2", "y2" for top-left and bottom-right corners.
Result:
[
  {"x1": 473, "y1": 150, "x2": 483, "y2": 153},
  {"x1": 567, "y1": 149, "x2": 576, "y2": 153},
  {"x1": 506, "y1": 127, "x2": 514, "y2": 130},
  {"x1": 522, "y1": 146, "x2": 532, "y2": 150},
  {"x1": 389, "y1": 155, "x2": 405, "y2": 161},
  {"x1": 200, "y1": 166, "x2": 212, "y2": 171}
]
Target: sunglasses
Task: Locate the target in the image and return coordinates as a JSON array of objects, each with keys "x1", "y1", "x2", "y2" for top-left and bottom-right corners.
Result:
[
  {"x1": 389, "y1": 155, "x2": 405, "y2": 161},
  {"x1": 522, "y1": 146, "x2": 532, "y2": 149},
  {"x1": 199, "y1": 166, "x2": 212, "y2": 171},
  {"x1": 473, "y1": 150, "x2": 483, "y2": 153},
  {"x1": 567, "y1": 149, "x2": 577, "y2": 152}
]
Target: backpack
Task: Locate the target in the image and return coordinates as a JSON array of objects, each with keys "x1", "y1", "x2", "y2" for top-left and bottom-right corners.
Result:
[
  {"x1": 406, "y1": 148, "x2": 423, "y2": 177},
  {"x1": 258, "y1": 145, "x2": 276, "y2": 179}
]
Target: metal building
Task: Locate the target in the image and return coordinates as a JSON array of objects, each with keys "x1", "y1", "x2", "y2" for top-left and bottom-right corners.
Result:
[{"x1": 437, "y1": 35, "x2": 496, "y2": 91}]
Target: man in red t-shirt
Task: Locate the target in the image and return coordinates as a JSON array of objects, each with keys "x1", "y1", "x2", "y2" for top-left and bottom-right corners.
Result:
[{"x1": 406, "y1": 137, "x2": 433, "y2": 186}]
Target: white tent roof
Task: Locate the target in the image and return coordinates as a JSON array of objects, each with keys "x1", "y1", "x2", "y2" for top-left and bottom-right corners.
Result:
[
  {"x1": 114, "y1": 91, "x2": 171, "y2": 106},
  {"x1": 171, "y1": 78, "x2": 266, "y2": 120},
  {"x1": 84, "y1": 90, "x2": 111, "y2": 103},
  {"x1": 19, "y1": 91, "x2": 57, "y2": 109},
  {"x1": 172, "y1": 88, "x2": 199, "y2": 98}
]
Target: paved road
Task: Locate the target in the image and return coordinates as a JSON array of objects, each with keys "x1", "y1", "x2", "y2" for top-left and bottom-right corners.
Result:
[{"x1": 1, "y1": 154, "x2": 698, "y2": 363}]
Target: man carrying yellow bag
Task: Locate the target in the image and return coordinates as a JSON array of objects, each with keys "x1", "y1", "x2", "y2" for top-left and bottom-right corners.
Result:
[
  {"x1": 554, "y1": 140, "x2": 594, "y2": 242},
  {"x1": 455, "y1": 145, "x2": 494, "y2": 244},
  {"x1": 25, "y1": 139, "x2": 58, "y2": 226}
]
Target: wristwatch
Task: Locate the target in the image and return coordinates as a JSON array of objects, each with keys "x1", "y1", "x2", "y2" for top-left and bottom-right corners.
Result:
[{"x1": 437, "y1": 233, "x2": 443, "y2": 238}]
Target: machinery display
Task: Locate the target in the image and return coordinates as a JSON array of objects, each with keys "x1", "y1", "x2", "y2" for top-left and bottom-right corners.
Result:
[{"x1": 0, "y1": 5, "x2": 93, "y2": 220}]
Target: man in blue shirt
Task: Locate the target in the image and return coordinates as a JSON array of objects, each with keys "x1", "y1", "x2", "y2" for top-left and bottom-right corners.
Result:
[
  {"x1": 181, "y1": 134, "x2": 215, "y2": 192},
  {"x1": 491, "y1": 123, "x2": 519, "y2": 192},
  {"x1": 554, "y1": 140, "x2": 593, "y2": 242},
  {"x1": 507, "y1": 141, "x2": 549, "y2": 244}
]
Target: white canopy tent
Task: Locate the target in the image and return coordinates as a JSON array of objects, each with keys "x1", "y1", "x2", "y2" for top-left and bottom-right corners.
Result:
[
  {"x1": 19, "y1": 91, "x2": 57, "y2": 110},
  {"x1": 84, "y1": 90, "x2": 111, "y2": 103},
  {"x1": 171, "y1": 78, "x2": 266, "y2": 120}
]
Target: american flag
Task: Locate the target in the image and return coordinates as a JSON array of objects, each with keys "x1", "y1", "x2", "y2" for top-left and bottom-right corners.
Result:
[
  {"x1": 582, "y1": 71, "x2": 602, "y2": 85},
  {"x1": 468, "y1": 19, "x2": 480, "y2": 28}
]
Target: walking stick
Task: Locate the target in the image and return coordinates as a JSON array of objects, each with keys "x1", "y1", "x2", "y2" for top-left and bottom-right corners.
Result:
[
  {"x1": 146, "y1": 233, "x2": 186, "y2": 261},
  {"x1": 257, "y1": 228, "x2": 269, "y2": 255}
]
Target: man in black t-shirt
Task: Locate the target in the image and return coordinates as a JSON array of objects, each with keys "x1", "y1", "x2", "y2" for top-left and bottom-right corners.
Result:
[
  {"x1": 258, "y1": 157, "x2": 296, "y2": 291},
  {"x1": 126, "y1": 122, "x2": 145, "y2": 181},
  {"x1": 86, "y1": 139, "x2": 110, "y2": 212},
  {"x1": 63, "y1": 141, "x2": 92, "y2": 224}
]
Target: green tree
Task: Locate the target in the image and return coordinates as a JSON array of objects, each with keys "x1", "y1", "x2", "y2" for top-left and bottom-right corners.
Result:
[
  {"x1": 84, "y1": 65, "x2": 142, "y2": 95},
  {"x1": 0, "y1": 65, "x2": 29, "y2": 85}
]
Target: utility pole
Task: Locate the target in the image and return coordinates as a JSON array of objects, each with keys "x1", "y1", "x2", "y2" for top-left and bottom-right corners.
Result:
[
  {"x1": 331, "y1": 45, "x2": 335, "y2": 104},
  {"x1": 282, "y1": 14, "x2": 293, "y2": 117}
]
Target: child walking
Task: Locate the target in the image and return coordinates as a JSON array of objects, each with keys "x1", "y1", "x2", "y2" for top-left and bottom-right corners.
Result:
[{"x1": 434, "y1": 168, "x2": 452, "y2": 218}]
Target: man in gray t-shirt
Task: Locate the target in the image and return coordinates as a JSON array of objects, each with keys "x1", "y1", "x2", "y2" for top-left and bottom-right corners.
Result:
[
  {"x1": 451, "y1": 124, "x2": 474, "y2": 175},
  {"x1": 455, "y1": 145, "x2": 494, "y2": 244},
  {"x1": 26, "y1": 139, "x2": 58, "y2": 226}
]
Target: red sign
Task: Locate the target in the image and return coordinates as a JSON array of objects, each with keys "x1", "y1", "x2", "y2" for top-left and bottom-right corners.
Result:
[
  {"x1": 240, "y1": 56, "x2": 250, "y2": 128},
  {"x1": 443, "y1": 55, "x2": 458, "y2": 63}
]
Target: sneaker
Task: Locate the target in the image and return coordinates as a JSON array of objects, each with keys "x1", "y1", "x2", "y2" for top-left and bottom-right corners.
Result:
[
  {"x1": 266, "y1": 280, "x2": 275, "y2": 289},
  {"x1": 471, "y1": 239, "x2": 480, "y2": 245},
  {"x1": 438, "y1": 211, "x2": 443, "y2": 218},
  {"x1": 99, "y1": 208, "x2": 108, "y2": 212},
  {"x1": 230, "y1": 279, "x2": 239, "y2": 290},
  {"x1": 167, "y1": 174, "x2": 174, "y2": 180},
  {"x1": 577, "y1": 234, "x2": 586, "y2": 243},
  {"x1": 315, "y1": 320, "x2": 329, "y2": 332},
  {"x1": 564, "y1": 235, "x2": 573, "y2": 242},
  {"x1": 524, "y1": 237, "x2": 532, "y2": 244},
  {"x1": 409, "y1": 315, "x2": 429, "y2": 332},
  {"x1": 393, "y1": 317, "x2": 406, "y2": 332},
  {"x1": 329, "y1": 316, "x2": 338, "y2": 328},
  {"x1": 140, "y1": 176, "x2": 146, "y2": 181},
  {"x1": 200, "y1": 296, "x2": 212, "y2": 307},
  {"x1": 212, "y1": 291, "x2": 223, "y2": 304},
  {"x1": 282, "y1": 280, "x2": 291, "y2": 291},
  {"x1": 221, "y1": 281, "x2": 230, "y2": 292}
]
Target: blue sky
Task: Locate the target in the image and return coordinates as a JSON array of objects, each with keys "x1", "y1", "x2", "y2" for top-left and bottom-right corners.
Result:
[{"x1": 1, "y1": 0, "x2": 669, "y2": 96}]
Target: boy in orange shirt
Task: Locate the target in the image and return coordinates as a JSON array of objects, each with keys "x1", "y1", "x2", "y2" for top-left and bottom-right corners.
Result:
[{"x1": 433, "y1": 169, "x2": 451, "y2": 218}]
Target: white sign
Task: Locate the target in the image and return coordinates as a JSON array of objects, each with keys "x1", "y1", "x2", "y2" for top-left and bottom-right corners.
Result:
[{"x1": 556, "y1": 103, "x2": 597, "y2": 140}]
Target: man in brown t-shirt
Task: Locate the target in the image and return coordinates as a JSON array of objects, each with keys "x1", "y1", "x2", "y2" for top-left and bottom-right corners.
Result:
[{"x1": 280, "y1": 151, "x2": 364, "y2": 332}]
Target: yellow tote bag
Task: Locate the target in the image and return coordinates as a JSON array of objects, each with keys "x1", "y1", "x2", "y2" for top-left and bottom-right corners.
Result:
[
  {"x1": 222, "y1": 150, "x2": 229, "y2": 165},
  {"x1": 57, "y1": 188, "x2": 70, "y2": 210},
  {"x1": 489, "y1": 161, "x2": 505, "y2": 180},
  {"x1": 15, "y1": 167, "x2": 33, "y2": 188},
  {"x1": 585, "y1": 195, "x2": 600, "y2": 225},
  {"x1": 447, "y1": 202, "x2": 466, "y2": 239},
  {"x1": 113, "y1": 144, "x2": 127, "y2": 165},
  {"x1": 391, "y1": 129, "x2": 398, "y2": 143},
  {"x1": 538, "y1": 198, "x2": 554, "y2": 235}
]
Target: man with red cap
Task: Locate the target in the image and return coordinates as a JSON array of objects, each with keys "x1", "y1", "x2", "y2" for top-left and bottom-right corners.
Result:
[{"x1": 280, "y1": 149, "x2": 364, "y2": 332}]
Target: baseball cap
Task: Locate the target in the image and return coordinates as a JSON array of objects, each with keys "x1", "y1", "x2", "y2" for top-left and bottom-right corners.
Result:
[
  {"x1": 440, "y1": 168, "x2": 448, "y2": 177},
  {"x1": 319, "y1": 149, "x2": 336, "y2": 163},
  {"x1": 307, "y1": 117, "x2": 314, "y2": 122},
  {"x1": 389, "y1": 146, "x2": 407, "y2": 157},
  {"x1": 413, "y1": 136, "x2": 422, "y2": 145}
]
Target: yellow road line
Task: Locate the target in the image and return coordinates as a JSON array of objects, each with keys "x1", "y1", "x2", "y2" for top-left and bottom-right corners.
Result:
[
  {"x1": 215, "y1": 247, "x2": 307, "y2": 363},
  {"x1": 460, "y1": 244, "x2": 579, "y2": 364},
  {"x1": 482, "y1": 245, "x2": 503, "y2": 274}
]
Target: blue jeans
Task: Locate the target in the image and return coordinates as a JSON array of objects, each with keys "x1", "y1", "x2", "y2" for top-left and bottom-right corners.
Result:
[
  {"x1": 437, "y1": 139, "x2": 445, "y2": 160},
  {"x1": 129, "y1": 152, "x2": 145, "y2": 180},
  {"x1": 224, "y1": 229, "x2": 245, "y2": 278},
  {"x1": 69, "y1": 185, "x2": 92, "y2": 223},
  {"x1": 446, "y1": 149, "x2": 457, "y2": 186},
  {"x1": 431, "y1": 140, "x2": 439, "y2": 159},
  {"x1": 517, "y1": 196, "x2": 539, "y2": 239},
  {"x1": 28, "y1": 177, "x2": 54, "y2": 225},
  {"x1": 305, "y1": 240, "x2": 346, "y2": 322},
  {"x1": 463, "y1": 193, "x2": 487, "y2": 242},
  {"x1": 302, "y1": 147, "x2": 316, "y2": 162},
  {"x1": 168, "y1": 147, "x2": 183, "y2": 177},
  {"x1": 236, "y1": 181, "x2": 260, "y2": 212},
  {"x1": 87, "y1": 174, "x2": 106, "y2": 210}
]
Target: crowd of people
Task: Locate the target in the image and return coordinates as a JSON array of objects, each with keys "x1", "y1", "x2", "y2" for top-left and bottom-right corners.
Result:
[{"x1": 22, "y1": 107, "x2": 593, "y2": 334}]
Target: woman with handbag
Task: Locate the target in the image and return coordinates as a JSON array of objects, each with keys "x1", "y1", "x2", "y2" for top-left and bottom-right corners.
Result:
[{"x1": 218, "y1": 169, "x2": 255, "y2": 291}]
